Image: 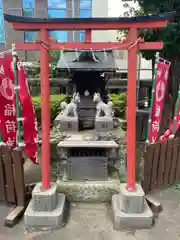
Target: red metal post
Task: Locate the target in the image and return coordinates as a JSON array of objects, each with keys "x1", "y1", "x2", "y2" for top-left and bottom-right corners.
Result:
[
  {"x1": 85, "y1": 30, "x2": 92, "y2": 43},
  {"x1": 40, "y1": 29, "x2": 51, "y2": 190},
  {"x1": 126, "y1": 28, "x2": 137, "y2": 191}
]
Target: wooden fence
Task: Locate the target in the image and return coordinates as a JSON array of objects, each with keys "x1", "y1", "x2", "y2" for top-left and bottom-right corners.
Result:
[
  {"x1": 142, "y1": 138, "x2": 180, "y2": 194},
  {"x1": 136, "y1": 109, "x2": 149, "y2": 141},
  {"x1": 0, "y1": 145, "x2": 25, "y2": 205},
  {"x1": 0, "y1": 145, "x2": 26, "y2": 227}
]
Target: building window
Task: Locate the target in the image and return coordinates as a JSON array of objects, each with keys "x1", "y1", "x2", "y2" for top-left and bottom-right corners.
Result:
[
  {"x1": 72, "y1": 0, "x2": 92, "y2": 42},
  {"x1": 22, "y1": 0, "x2": 34, "y2": 8},
  {"x1": 79, "y1": 31, "x2": 85, "y2": 42},
  {"x1": 79, "y1": 0, "x2": 92, "y2": 18},
  {"x1": 23, "y1": 8, "x2": 34, "y2": 17},
  {"x1": 0, "y1": 13, "x2": 5, "y2": 43},
  {"x1": 0, "y1": 0, "x2": 5, "y2": 44},
  {"x1": 79, "y1": 9, "x2": 91, "y2": 18},
  {"x1": 48, "y1": 0, "x2": 66, "y2": 9},
  {"x1": 22, "y1": 0, "x2": 36, "y2": 43},
  {"x1": 49, "y1": 31, "x2": 67, "y2": 42},
  {"x1": 24, "y1": 32, "x2": 36, "y2": 43},
  {"x1": 48, "y1": 0, "x2": 67, "y2": 42},
  {"x1": 48, "y1": 9, "x2": 66, "y2": 18}
]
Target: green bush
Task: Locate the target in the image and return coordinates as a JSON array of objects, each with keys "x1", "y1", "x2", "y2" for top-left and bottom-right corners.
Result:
[
  {"x1": 109, "y1": 93, "x2": 126, "y2": 118},
  {"x1": 32, "y1": 94, "x2": 67, "y2": 127},
  {"x1": 32, "y1": 93, "x2": 126, "y2": 127}
]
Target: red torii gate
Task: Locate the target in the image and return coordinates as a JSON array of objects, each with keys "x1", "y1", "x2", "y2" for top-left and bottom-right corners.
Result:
[{"x1": 4, "y1": 13, "x2": 171, "y2": 192}]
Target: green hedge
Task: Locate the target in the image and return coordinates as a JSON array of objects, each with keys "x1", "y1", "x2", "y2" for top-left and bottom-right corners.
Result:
[
  {"x1": 32, "y1": 93, "x2": 126, "y2": 127},
  {"x1": 32, "y1": 94, "x2": 67, "y2": 126}
]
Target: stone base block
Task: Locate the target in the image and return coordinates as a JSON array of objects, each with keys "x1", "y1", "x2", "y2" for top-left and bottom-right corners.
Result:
[
  {"x1": 32, "y1": 183, "x2": 57, "y2": 212},
  {"x1": 95, "y1": 117, "x2": 114, "y2": 131},
  {"x1": 56, "y1": 180, "x2": 120, "y2": 202},
  {"x1": 112, "y1": 194, "x2": 153, "y2": 230},
  {"x1": 55, "y1": 117, "x2": 78, "y2": 132},
  {"x1": 24, "y1": 194, "x2": 66, "y2": 228},
  {"x1": 120, "y1": 183, "x2": 145, "y2": 213}
]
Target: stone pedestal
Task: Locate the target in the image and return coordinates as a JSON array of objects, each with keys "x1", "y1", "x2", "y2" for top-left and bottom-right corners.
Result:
[
  {"x1": 112, "y1": 183, "x2": 153, "y2": 230},
  {"x1": 55, "y1": 116, "x2": 78, "y2": 132},
  {"x1": 95, "y1": 117, "x2": 114, "y2": 131},
  {"x1": 24, "y1": 183, "x2": 66, "y2": 228}
]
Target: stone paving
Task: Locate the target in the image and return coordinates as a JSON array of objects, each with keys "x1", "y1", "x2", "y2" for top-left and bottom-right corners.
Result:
[{"x1": 1, "y1": 188, "x2": 180, "y2": 240}]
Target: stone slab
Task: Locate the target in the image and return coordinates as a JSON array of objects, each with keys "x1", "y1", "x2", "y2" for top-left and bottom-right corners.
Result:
[
  {"x1": 24, "y1": 194, "x2": 66, "y2": 228},
  {"x1": 112, "y1": 194, "x2": 153, "y2": 230},
  {"x1": 55, "y1": 117, "x2": 78, "y2": 131},
  {"x1": 67, "y1": 156, "x2": 108, "y2": 181},
  {"x1": 95, "y1": 117, "x2": 114, "y2": 131},
  {"x1": 120, "y1": 183, "x2": 145, "y2": 213},
  {"x1": 56, "y1": 180, "x2": 120, "y2": 202},
  {"x1": 32, "y1": 183, "x2": 57, "y2": 212},
  {"x1": 57, "y1": 140, "x2": 118, "y2": 148}
]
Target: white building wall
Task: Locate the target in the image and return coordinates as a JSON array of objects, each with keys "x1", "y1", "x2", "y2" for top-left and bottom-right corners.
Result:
[
  {"x1": 91, "y1": 0, "x2": 120, "y2": 42},
  {"x1": 91, "y1": 0, "x2": 109, "y2": 42}
]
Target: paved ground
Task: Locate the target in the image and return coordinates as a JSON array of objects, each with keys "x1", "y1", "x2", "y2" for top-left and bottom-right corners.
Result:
[{"x1": 1, "y1": 187, "x2": 180, "y2": 240}]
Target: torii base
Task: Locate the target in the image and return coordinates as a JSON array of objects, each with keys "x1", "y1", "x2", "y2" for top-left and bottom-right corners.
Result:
[
  {"x1": 112, "y1": 184, "x2": 153, "y2": 230},
  {"x1": 24, "y1": 183, "x2": 66, "y2": 228}
]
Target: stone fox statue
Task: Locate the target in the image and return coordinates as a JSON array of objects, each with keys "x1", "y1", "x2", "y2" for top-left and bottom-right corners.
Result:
[
  {"x1": 93, "y1": 92, "x2": 113, "y2": 118},
  {"x1": 60, "y1": 92, "x2": 80, "y2": 117}
]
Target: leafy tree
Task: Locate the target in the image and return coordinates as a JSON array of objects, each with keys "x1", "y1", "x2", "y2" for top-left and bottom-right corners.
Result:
[
  {"x1": 122, "y1": 0, "x2": 179, "y2": 127},
  {"x1": 49, "y1": 50, "x2": 61, "y2": 77},
  {"x1": 49, "y1": 50, "x2": 60, "y2": 65}
]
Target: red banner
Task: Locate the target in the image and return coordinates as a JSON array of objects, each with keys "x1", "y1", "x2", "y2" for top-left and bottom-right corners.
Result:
[
  {"x1": 160, "y1": 101, "x2": 180, "y2": 141},
  {"x1": 0, "y1": 55, "x2": 17, "y2": 147},
  {"x1": 0, "y1": 54, "x2": 38, "y2": 163},
  {"x1": 148, "y1": 61, "x2": 170, "y2": 143},
  {"x1": 16, "y1": 57, "x2": 38, "y2": 164}
]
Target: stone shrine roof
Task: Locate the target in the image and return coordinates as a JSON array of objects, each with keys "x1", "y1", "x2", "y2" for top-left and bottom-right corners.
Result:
[{"x1": 56, "y1": 50, "x2": 118, "y2": 72}]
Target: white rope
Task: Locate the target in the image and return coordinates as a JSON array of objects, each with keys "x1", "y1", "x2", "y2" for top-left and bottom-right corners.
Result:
[
  {"x1": 75, "y1": 49, "x2": 79, "y2": 61},
  {"x1": 91, "y1": 48, "x2": 99, "y2": 62},
  {"x1": 103, "y1": 48, "x2": 108, "y2": 62},
  {"x1": 60, "y1": 49, "x2": 71, "y2": 73}
]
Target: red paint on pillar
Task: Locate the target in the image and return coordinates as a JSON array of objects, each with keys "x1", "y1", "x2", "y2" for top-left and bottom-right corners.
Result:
[
  {"x1": 85, "y1": 30, "x2": 92, "y2": 43},
  {"x1": 40, "y1": 29, "x2": 51, "y2": 190},
  {"x1": 126, "y1": 28, "x2": 137, "y2": 192}
]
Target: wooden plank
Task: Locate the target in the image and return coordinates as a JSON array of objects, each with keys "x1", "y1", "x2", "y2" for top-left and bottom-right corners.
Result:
[
  {"x1": 150, "y1": 143, "x2": 161, "y2": 191},
  {"x1": 136, "y1": 115, "x2": 143, "y2": 141},
  {"x1": 0, "y1": 146, "x2": 6, "y2": 200},
  {"x1": 163, "y1": 139, "x2": 174, "y2": 185},
  {"x1": 157, "y1": 141, "x2": 167, "y2": 188},
  {"x1": 145, "y1": 194, "x2": 163, "y2": 213},
  {"x1": 142, "y1": 144, "x2": 154, "y2": 194},
  {"x1": 142, "y1": 115, "x2": 148, "y2": 141},
  {"x1": 175, "y1": 138, "x2": 180, "y2": 181},
  {"x1": 12, "y1": 148, "x2": 25, "y2": 206},
  {"x1": 4, "y1": 206, "x2": 25, "y2": 228},
  {"x1": 1, "y1": 146, "x2": 16, "y2": 203},
  {"x1": 169, "y1": 138, "x2": 180, "y2": 185}
]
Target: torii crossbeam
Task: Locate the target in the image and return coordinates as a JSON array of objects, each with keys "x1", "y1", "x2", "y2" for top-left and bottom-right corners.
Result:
[{"x1": 4, "y1": 13, "x2": 172, "y2": 192}]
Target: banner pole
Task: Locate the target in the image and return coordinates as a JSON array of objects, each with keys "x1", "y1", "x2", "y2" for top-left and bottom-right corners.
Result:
[
  {"x1": 146, "y1": 52, "x2": 159, "y2": 144},
  {"x1": 171, "y1": 85, "x2": 180, "y2": 136},
  {"x1": 12, "y1": 44, "x2": 23, "y2": 147},
  {"x1": 0, "y1": 130, "x2": 3, "y2": 144}
]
